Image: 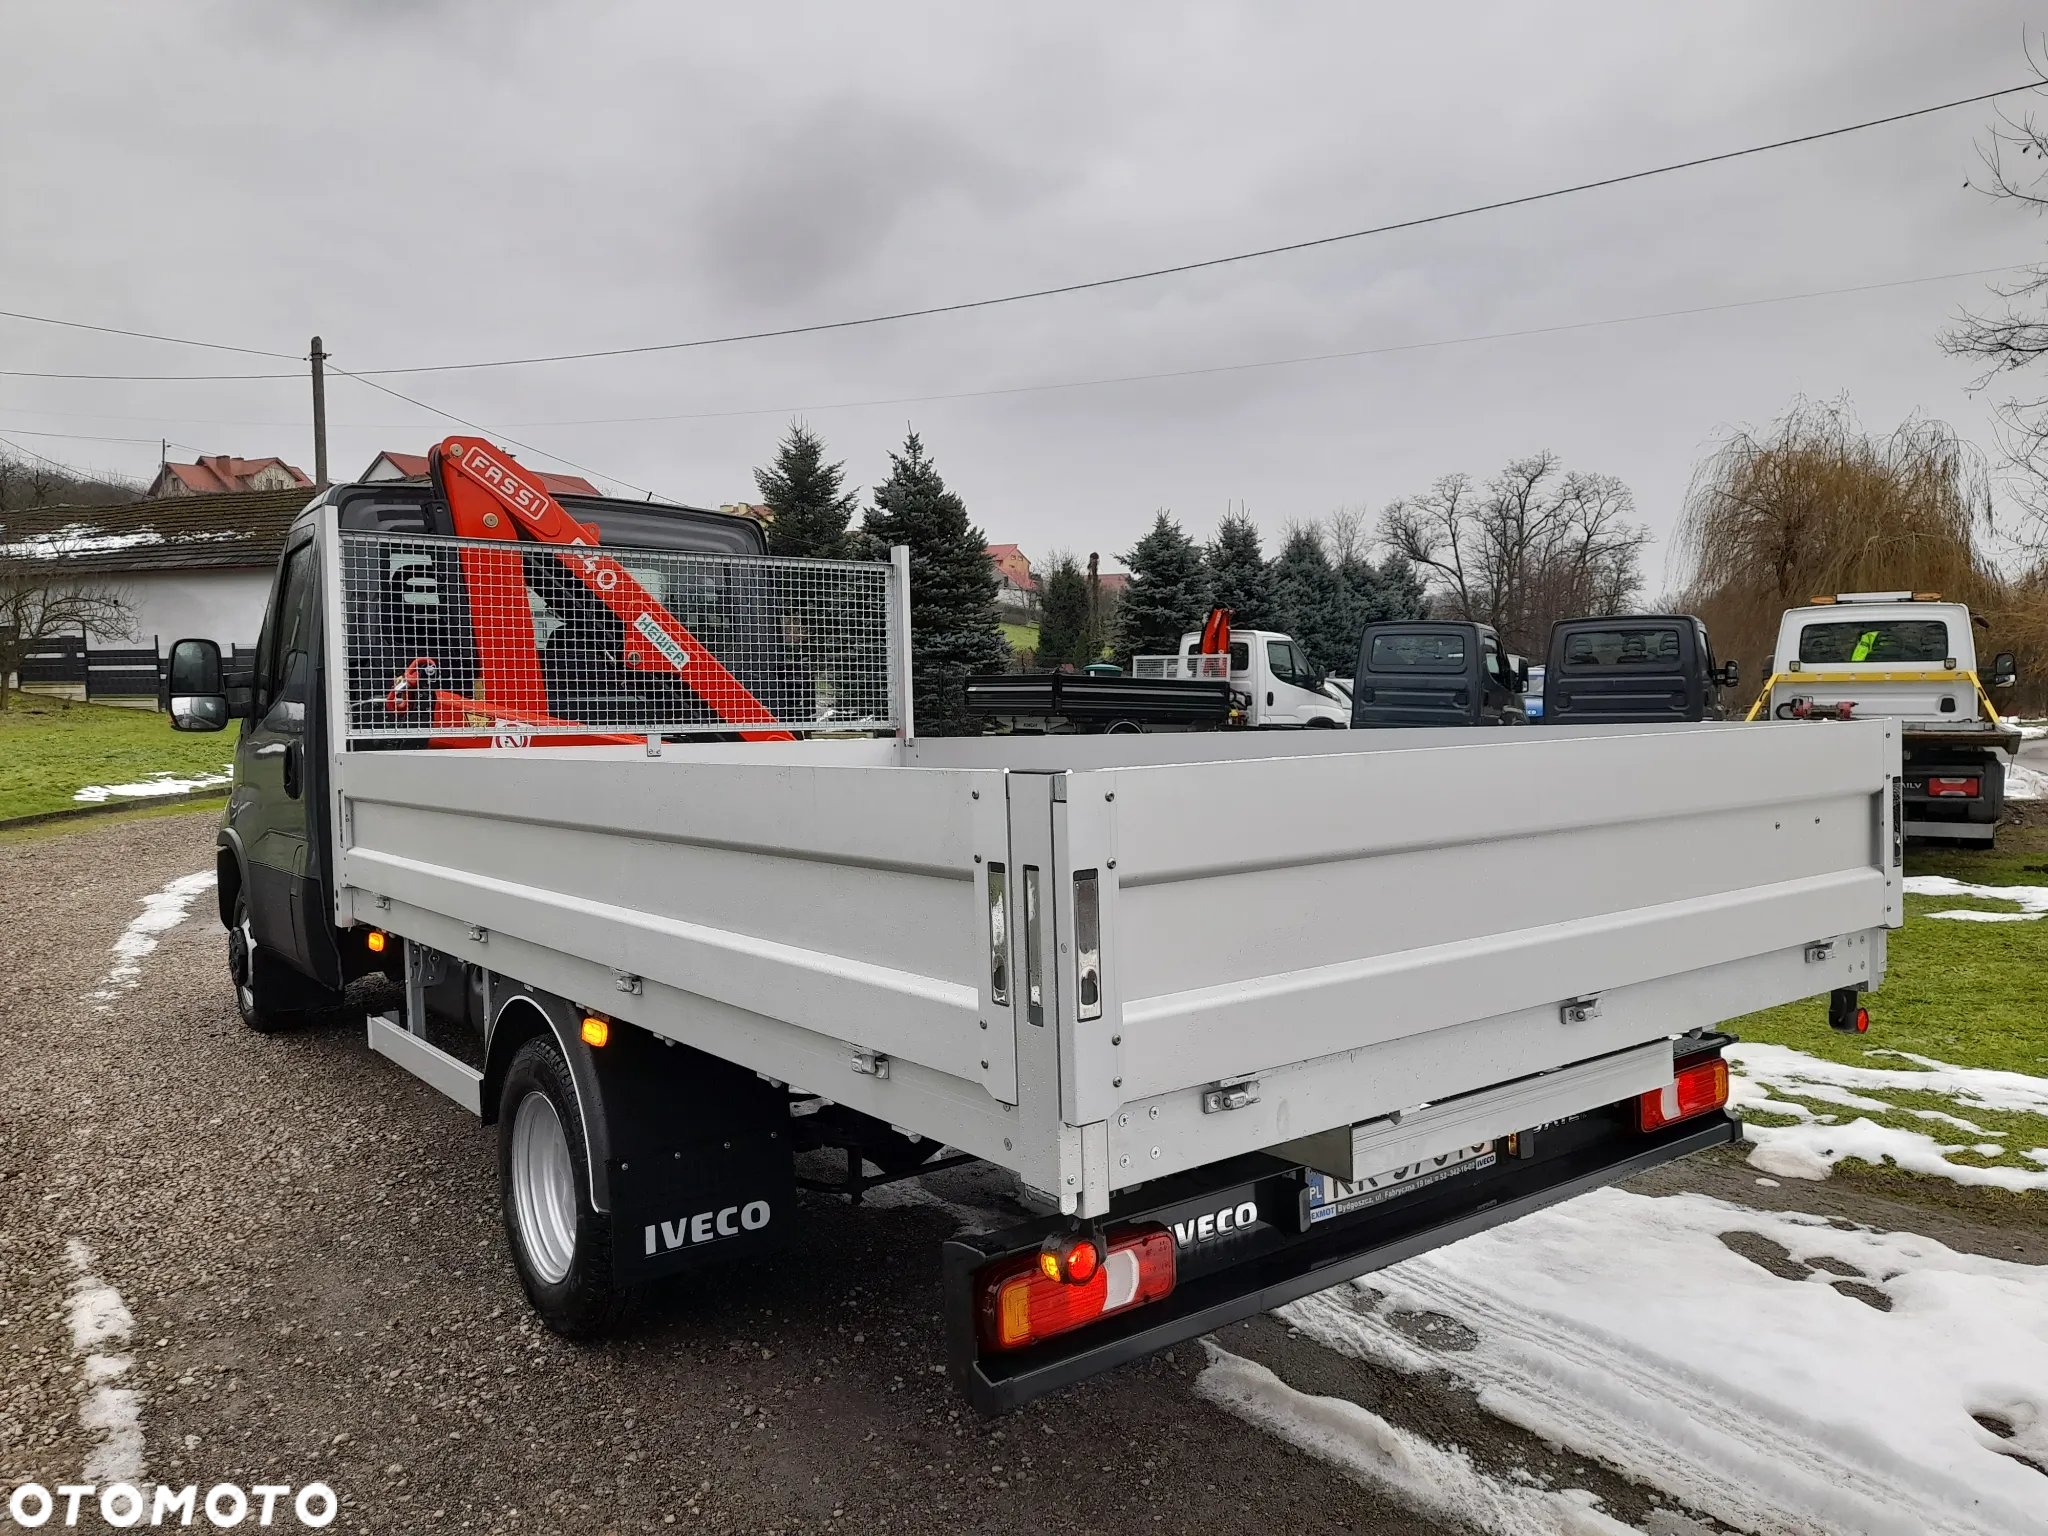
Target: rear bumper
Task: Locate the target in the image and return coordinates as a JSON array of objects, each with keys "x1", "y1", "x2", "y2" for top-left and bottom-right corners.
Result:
[{"x1": 943, "y1": 1112, "x2": 1737, "y2": 1414}]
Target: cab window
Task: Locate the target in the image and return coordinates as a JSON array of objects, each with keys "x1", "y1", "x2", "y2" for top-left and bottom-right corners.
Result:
[
  {"x1": 1797, "y1": 619, "x2": 1949, "y2": 664},
  {"x1": 1370, "y1": 631, "x2": 1465, "y2": 672},
  {"x1": 259, "y1": 543, "x2": 317, "y2": 733},
  {"x1": 1562, "y1": 627, "x2": 1681, "y2": 668}
]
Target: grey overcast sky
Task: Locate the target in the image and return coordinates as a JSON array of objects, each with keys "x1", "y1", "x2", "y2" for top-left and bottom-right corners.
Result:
[{"x1": 2, "y1": 1, "x2": 2043, "y2": 583}]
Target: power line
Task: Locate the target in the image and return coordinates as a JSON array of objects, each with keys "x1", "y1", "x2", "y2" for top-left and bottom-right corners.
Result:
[
  {"x1": 339, "y1": 78, "x2": 2048, "y2": 378},
  {"x1": 325, "y1": 364, "x2": 657, "y2": 499},
  {"x1": 0, "y1": 258, "x2": 2025, "y2": 438},
  {"x1": 0, "y1": 366, "x2": 300, "y2": 381},
  {"x1": 0, "y1": 308, "x2": 299, "y2": 361},
  {"x1": 353, "y1": 260, "x2": 2048, "y2": 426},
  {"x1": 0, "y1": 77, "x2": 2040, "y2": 387}
]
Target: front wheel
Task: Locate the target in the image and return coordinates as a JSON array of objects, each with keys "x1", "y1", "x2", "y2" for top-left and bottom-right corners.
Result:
[
  {"x1": 229, "y1": 891, "x2": 302, "y2": 1034},
  {"x1": 498, "y1": 1035, "x2": 634, "y2": 1337}
]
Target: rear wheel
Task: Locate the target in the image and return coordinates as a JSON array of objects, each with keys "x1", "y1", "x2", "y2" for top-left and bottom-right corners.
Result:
[
  {"x1": 498, "y1": 1034, "x2": 633, "y2": 1337},
  {"x1": 229, "y1": 890, "x2": 303, "y2": 1034}
]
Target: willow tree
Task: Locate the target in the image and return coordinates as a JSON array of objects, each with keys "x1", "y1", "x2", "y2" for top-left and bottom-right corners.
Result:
[{"x1": 1673, "y1": 398, "x2": 2008, "y2": 690}]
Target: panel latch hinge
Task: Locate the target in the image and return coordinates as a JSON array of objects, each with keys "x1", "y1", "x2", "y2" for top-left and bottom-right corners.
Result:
[
  {"x1": 1804, "y1": 940, "x2": 1836, "y2": 964},
  {"x1": 1201, "y1": 1077, "x2": 1261, "y2": 1114},
  {"x1": 850, "y1": 1050, "x2": 891, "y2": 1080},
  {"x1": 1559, "y1": 994, "x2": 1603, "y2": 1025},
  {"x1": 613, "y1": 969, "x2": 642, "y2": 995}
]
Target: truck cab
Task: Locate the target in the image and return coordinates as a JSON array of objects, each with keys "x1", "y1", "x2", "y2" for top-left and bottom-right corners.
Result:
[
  {"x1": 1172, "y1": 628, "x2": 1350, "y2": 727},
  {"x1": 1349, "y1": 620, "x2": 1526, "y2": 728},
  {"x1": 166, "y1": 479, "x2": 768, "y2": 1028},
  {"x1": 1756, "y1": 593, "x2": 2021, "y2": 843},
  {"x1": 1541, "y1": 615, "x2": 1735, "y2": 725}
]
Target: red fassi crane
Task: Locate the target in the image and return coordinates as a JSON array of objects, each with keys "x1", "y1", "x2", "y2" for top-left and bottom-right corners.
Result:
[{"x1": 384, "y1": 436, "x2": 792, "y2": 745}]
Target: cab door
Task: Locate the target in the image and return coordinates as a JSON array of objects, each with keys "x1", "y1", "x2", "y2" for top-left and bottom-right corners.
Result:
[
  {"x1": 231, "y1": 536, "x2": 325, "y2": 979},
  {"x1": 1262, "y1": 639, "x2": 1326, "y2": 726}
]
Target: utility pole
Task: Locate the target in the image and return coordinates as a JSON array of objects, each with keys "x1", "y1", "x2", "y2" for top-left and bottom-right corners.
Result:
[{"x1": 309, "y1": 335, "x2": 329, "y2": 489}]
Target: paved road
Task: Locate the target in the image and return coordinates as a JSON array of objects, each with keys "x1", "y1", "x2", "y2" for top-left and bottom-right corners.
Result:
[
  {"x1": 13, "y1": 809, "x2": 2033, "y2": 1536},
  {"x1": 2, "y1": 810, "x2": 1481, "y2": 1536}
]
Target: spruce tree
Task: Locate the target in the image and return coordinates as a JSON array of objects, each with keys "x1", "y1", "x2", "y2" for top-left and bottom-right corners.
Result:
[
  {"x1": 1035, "y1": 551, "x2": 1090, "y2": 669},
  {"x1": 1204, "y1": 510, "x2": 1273, "y2": 630},
  {"x1": 1114, "y1": 511, "x2": 1209, "y2": 664},
  {"x1": 863, "y1": 430, "x2": 1007, "y2": 734},
  {"x1": 754, "y1": 420, "x2": 859, "y2": 558},
  {"x1": 1269, "y1": 525, "x2": 1350, "y2": 674}
]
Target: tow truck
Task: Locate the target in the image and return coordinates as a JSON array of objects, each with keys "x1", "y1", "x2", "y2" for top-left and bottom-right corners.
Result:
[
  {"x1": 1748, "y1": 593, "x2": 2019, "y2": 844},
  {"x1": 164, "y1": 438, "x2": 1903, "y2": 1411}
]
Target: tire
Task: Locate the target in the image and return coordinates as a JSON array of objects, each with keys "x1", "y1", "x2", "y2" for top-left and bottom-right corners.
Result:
[
  {"x1": 498, "y1": 1034, "x2": 634, "y2": 1338},
  {"x1": 229, "y1": 890, "x2": 303, "y2": 1034}
]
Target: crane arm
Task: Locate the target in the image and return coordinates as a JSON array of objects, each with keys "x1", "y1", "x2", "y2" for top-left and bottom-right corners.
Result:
[{"x1": 428, "y1": 436, "x2": 792, "y2": 742}]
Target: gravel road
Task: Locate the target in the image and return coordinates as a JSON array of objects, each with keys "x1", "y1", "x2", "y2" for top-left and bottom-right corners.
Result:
[{"x1": 6, "y1": 808, "x2": 2031, "y2": 1536}]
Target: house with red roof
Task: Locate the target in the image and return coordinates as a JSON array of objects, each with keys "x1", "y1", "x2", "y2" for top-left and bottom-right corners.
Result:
[
  {"x1": 146, "y1": 454, "x2": 311, "y2": 498},
  {"x1": 987, "y1": 543, "x2": 1037, "y2": 619},
  {"x1": 360, "y1": 451, "x2": 599, "y2": 498}
]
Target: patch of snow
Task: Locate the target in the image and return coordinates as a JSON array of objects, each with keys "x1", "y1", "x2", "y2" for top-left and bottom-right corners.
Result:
[
  {"x1": 72, "y1": 767, "x2": 231, "y2": 804},
  {"x1": 2001, "y1": 716, "x2": 2048, "y2": 741},
  {"x1": 2004, "y1": 761, "x2": 2048, "y2": 800},
  {"x1": 1729, "y1": 1042, "x2": 2048, "y2": 1188},
  {"x1": 1281, "y1": 1188, "x2": 2048, "y2": 1536},
  {"x1": 1902, "y1": 872, "x2": 2048, "y2": 921},
  {"x1": 91, "y1": 869, "x2": 216, "y2": 1004},
  {"x1": 1194, "y1": 1341, "x2": 1641, "y2": 1535},
  {"x1": 0, "y1": 526, "x2": 164, "y2": 557},
  {"x1": 63, "y1": 1238, "x2": 144, "y2": 1484},
  {"x1": 1742, "y1": 1116, "x2": 2048, "y2": 1191},
  {"x1": 1730, "y1": 1042, "x2": 2048, "y2": 1120}
]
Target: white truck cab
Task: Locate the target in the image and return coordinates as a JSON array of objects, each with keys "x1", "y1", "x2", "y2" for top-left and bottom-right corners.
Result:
[
  {"x1": 1172, "y1": 628, "x2": 1350, "y2": 727},
  {"x1": 1756, "y1": 592, "x2": 2020, "y2": 842}
]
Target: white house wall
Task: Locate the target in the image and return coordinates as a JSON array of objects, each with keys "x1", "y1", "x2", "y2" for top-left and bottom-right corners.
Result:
[{"x1": 93, "y1": 568, "x2": 273, "y2": 650}]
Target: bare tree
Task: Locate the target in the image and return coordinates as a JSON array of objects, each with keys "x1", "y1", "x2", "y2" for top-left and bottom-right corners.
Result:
[
  {"x1": 1671, "y1": 396, "x2": 2023, "y2": 701},
  {"x1": 1378, "y1": 452, "x2": 1648, "y2": 655},
  {"x1": 1942, "y1": 42, "x2": 2048, "y2": 537},
  {"x1": 0, "y1": 557, "x2": 137, "y2": 710}
]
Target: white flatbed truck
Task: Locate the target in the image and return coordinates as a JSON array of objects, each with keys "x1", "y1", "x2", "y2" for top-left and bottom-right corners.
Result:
[
  {"x1": 1750, "y1": 593, "x2": 2021, "y2": 844},
  {"x1": 165, "y1": 470, "x2": 1905, "y2": 1412}
]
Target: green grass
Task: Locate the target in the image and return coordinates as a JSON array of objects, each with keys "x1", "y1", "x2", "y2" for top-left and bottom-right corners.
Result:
[
  {"x1": 0, "y1": 690, "x2": 234, "y2": 821},
  {"x1": 1726, "y1": 830, "x2": 2048, "y2": 1179},
  {"x1": 1001, "y1": 623, "x2": 1039, "y2": 657},
  {"x1": 1729, "y1": 830, "x2": 2048, "y2": 1078}
]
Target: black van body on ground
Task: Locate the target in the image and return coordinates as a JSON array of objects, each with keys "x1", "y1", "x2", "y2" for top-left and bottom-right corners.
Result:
[
  {"x1": 1349, "y1": 621, "x2": 1527, "y2": 727},
  {"x1": 1541, "y1": 615, "x2": 1736, "y2": 726}
]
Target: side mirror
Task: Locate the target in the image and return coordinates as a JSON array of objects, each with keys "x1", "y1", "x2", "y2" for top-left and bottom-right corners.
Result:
[
  {"x1": 168, "y1": 638, "x2": 230, "y2": 732},
  {"x1": 1719, "y1": 660, "x2": 1740, "y2": 689},
  {"x1": 1992, "y1": 652, "x2": 2018, "y2": 688},
  {"x1": 1514, "y1": 661, "x2": 1529, "y2": 692}
]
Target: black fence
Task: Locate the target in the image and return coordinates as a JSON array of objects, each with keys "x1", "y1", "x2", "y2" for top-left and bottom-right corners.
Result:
[{"x1": 13, "y1": 637, "x2": 256, "y2": 704}]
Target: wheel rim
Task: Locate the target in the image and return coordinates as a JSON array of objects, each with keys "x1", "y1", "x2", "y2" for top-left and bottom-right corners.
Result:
[
  {"x1": 509, "y1": 1090, "x2": 578, "y2": 1285},
  {"x1": 230, "y1": 905, "x2": 256, "y2": 1012}
]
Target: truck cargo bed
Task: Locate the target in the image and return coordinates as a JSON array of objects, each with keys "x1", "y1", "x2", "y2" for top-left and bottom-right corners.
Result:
[{"x1": 331, "y1": 717, "x2": 1903, "y2": 1216}]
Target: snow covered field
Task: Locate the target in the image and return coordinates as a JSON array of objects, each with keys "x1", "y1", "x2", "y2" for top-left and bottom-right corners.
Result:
[
  {"x1": 1249, "y1": 1188, "x2": 2048, "y2": 1536},
  {"x1": 1199, "y1": 989, "x2": 2048, "y2": 1530}
]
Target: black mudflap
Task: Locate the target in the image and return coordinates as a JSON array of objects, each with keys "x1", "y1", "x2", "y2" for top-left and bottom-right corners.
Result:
[{"x1": 584, "y1": 1026, "x2": 794, "y2": 1284}]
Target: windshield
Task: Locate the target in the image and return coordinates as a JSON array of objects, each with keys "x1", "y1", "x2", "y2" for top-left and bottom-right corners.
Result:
[
  {"x1": 1797, "y1": 618, "x2": 1949, "y2": 665},
  {"x1": 1562, "y1": 626, "x2": 1681, "y2": 669},
  {"x1": 1370, "y1": 632, "x2": 1465, "y2": 672}
]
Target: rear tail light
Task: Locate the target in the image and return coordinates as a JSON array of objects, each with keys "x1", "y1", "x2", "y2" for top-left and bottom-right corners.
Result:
[
  {"x1": 1635, "y1": 1058, "x2": 1729, "y2": 1133},
  {"x1": 1927, "y1": 776, "x2": 1980, "y2": 798},
  {"x1": 978, "y1": 1226, "x2": 1175, "y2": 1352}
]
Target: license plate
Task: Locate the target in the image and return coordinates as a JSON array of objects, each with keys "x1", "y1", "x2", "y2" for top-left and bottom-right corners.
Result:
[{"x1": 1306, "y1": 1142, "x2": 1496, "y2": 1224}]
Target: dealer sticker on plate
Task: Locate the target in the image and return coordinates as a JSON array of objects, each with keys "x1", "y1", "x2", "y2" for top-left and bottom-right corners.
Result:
[{"x1": 1305, "y1": 1141, "x2": 1497, "y2": 1224}]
